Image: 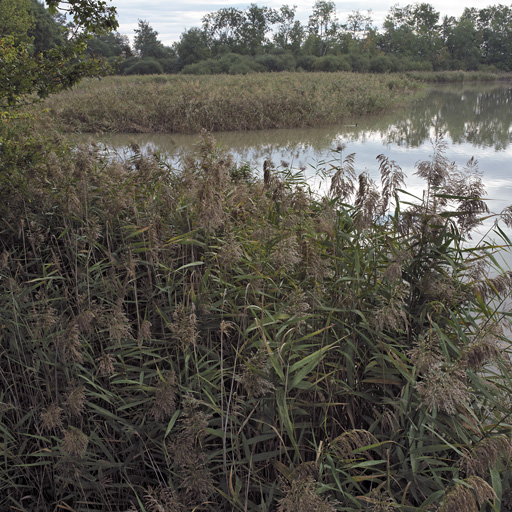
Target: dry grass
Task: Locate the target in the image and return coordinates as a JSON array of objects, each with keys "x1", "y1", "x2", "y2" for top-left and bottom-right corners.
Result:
[{"x1": 31, "y1": 72, "x2": 419, "y2": 133}]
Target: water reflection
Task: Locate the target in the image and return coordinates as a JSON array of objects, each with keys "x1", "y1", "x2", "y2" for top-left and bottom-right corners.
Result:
[
  {"x1": 382, "y1": 83, "x2": 512, "y2": 150},
  {"x1": 85, "y1": 82, "x2": 512, "y2": 216},
  {"x1": 91, "y1": 82, "x2": 512, "y2": 157}
]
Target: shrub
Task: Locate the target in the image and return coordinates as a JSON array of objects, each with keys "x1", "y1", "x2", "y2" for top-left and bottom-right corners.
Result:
[
  {"x1": 254, "y1": 52, "x2": 296, "y2": 72},
  {"x1": 311, "y1": 54, "x2": 351, "y2": 72},
  {"x1": 348, "y1": 53, "x2": 370, "y2": 72},
  {"x1": 369, "y1": 55, "x2": 392, "y2": 73},
  {"x1": 123, "y1": 57, "x2": 164, "y2": 75},
  {"x1": 296, "y1": 54, "x2": 318, "y2": 71}
]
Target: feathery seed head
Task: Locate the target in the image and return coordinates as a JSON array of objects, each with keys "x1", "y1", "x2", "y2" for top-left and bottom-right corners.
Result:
[
  {"x1": 62, "y1": 428, "x2": 88, "y2": 458},
  {"x1": 40, "y1": 403, "x2": 64, "y2": 431}
]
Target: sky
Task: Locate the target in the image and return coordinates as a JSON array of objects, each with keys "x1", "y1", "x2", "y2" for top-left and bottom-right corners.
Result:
[{"x1": 107, "y1": 0, "x2": 498, "y2": 46}]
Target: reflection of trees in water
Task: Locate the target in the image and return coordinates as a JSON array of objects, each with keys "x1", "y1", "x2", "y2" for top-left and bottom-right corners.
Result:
[
  {"x1": 92, "y1": 84, "x2": 512, "y2": 160},
  {"x1": 380, "y1": 85, "x2": 512, "y2": 149}
]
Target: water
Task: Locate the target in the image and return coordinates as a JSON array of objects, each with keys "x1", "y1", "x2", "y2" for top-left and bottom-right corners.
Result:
[{"x1": 88, "y1": 82, "x2": 512, "y2": 242}]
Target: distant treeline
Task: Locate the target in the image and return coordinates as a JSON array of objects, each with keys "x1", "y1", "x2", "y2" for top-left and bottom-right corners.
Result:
[{"x1": 33, "y1": 1, "x2": 512, "y2": 74}]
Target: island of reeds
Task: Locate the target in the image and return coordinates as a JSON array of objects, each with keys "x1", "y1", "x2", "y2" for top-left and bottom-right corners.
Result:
[{"x1": 33, "y1": 72, "x2": 421, "y2": 134}]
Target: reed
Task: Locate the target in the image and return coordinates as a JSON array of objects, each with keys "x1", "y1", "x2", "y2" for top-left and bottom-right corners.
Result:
[
  {"x1": 1, "y1": 125, "x2": 512, "y2": 511},
  {"x1": 31, "y1": 72, "x2": 420, "y2": 134},
  {"x1": 404, "y1": 70, "x2": 512, "y2": 83}
]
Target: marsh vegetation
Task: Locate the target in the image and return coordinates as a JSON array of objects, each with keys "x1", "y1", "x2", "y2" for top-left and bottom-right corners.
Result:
[
  {"x1": 34, "y1": 72, "x2": 420, "y2": 134},
  {"x1": 3, "y1": 1, "x2": 512, "y2": 510},
  {"x1": 2, "y1": 126, "x2": 512, "y2": 510}
]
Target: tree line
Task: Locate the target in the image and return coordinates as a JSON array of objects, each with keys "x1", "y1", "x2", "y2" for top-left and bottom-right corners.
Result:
[
  {"x1": 5, "y1": 1, "x2": 512, "y2": 79},
  {"x1": 98, "y1": 2, "x2": 512, "y2": 74}
]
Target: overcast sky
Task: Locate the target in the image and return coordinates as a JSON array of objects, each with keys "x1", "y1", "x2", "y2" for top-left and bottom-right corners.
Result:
[{"x1": 107, "y1": 0, "x2": 498, "y2": 46}]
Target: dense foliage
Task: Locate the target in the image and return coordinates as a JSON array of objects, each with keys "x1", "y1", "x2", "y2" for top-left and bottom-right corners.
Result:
[
  {"x1": 33, "y1": 72, "x2": 419, "y2": 133},
  {"x1": 1, "y1": 127, "x2": 512, "y2": 510},
  {"x1": 0, "y1": 0, "x2": 117, "y2": 109},
  {"x1": 78, "y1": 1, "x2": 512, "y2": 74},
  {"x1": 2, "y1": 2, "x2": 512, "y2": 511}
]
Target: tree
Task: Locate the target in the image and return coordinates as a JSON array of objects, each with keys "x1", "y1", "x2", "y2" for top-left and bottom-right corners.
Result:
[
  {"x1": 476, "y1": 5, "x2": 512, "y2": 69},
  {"x1": 133, "y1": 19, "x2": 167, "y2": 59},
  {"x1": 346, "y1": 9, "x2": 375, "y2": 38},
  {"x1": 0, "y1": 0, "x2": 118, "y2": 109},
  {"x1": 380, "y1": 4, "x2": 416, "y2": 56},
  {"x1": 443, "y1": 16, "x2": 481, "y2": 69},
  {"x1": 379, "y1": 3, "x2": 442, "y2": 64},
  {"x1": 0, "y1": 0, "x2": 34, "y2": 42},
  {"x1": 272, "y1": 5, "x2": 305, "y2": 55},
  {"x1": 174, "y1": 27, "x2": 210, "y2": 68},
  {"x1": 202, "y1": 7, "x2": 244, "y2": 54},
  {"x1": 86, "y1": 32, "x2": 132, "y2": 59},
  {"x1": 411, "y1": 3, "x2": 442, "y2": 61},
  {"x1": 236, "y1": 4, "x2": 278, "y2": 55},
  {"x1": 27, "y1": 0, "x2": 66, "y2": 54},
  {"x1": 202, "y1": 5, "x2": 279, "y2": 56},
  {"x1": 346, "y1": 9, "x2": 376, "y2": 55},
  {"x1": 307, "y1": 0, "x2": 340, "y2": 56}
]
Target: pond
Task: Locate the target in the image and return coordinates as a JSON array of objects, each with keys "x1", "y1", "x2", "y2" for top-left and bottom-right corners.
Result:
[
  {"x1": 94, "y1": 83, "x2": 511, "y2": 194},
  {"x1": 91, "y1": 82, "x2": 512, "y2": 243}
]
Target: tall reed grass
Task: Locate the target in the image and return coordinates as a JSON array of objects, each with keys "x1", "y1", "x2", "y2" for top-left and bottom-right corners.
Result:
[
  {"x1": 1, "y1": 126, "x2": 512, "y2": 511},
  {"x1": 32, "y1": 73, "x2": 419, "y2": 134},
  {"x1": 404, "y1": 70, "x2": 512, "y2": 83}
]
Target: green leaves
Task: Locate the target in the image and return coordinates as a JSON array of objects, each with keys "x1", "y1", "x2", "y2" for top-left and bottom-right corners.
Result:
[
  {"x1": 0, "y1": 0, "x2": 117, "y2": 110},
  {"x1": 2, "y1": 129, "x2": 512, "y2": 510}
]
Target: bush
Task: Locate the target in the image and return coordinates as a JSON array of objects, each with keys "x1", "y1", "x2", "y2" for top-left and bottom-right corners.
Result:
[
  {"x1": 348, "y1": 53, "x2": 370, "y2": 72},
  {"x1": 311, "y1": 54, "x2": 351, "y2": 72},
  {"x1": 369, "y1": 55, "x2": 392, "y2": 73},
  {"x1": 182, "y1": 54, "x2": 265, "y2": 75},
  {"x1": 296, "y1": 54, "x2": 318, "y2": 71},
  {"x1": 118, "y1": 55, "x2": 139, "y2": 74},
  {"x1": 182, "y1": 59, "x2": 218, "y2": 75},
  {"x1": 123, "y1": 57, "x2": 164, "y2": 75},
  {"x1": 254, "y1": 52, "x2": 296, "y2": 72}
]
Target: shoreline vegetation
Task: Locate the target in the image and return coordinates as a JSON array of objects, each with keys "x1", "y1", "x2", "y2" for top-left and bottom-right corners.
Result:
[
  {"x1": 4, "y1": 1, "x2": 512, "y2": 509},
  {"x1": 33, "y1": 71, "x2": 511, "y2": 135},
  {"x1": 34, "y1": 72, "x2": 419, "y2": 134},
  {"x1": 6, "y1": 0, "x2": 512, "y2": 510},
  {"x1": 2, "y1": 127, "x2": 512, "y2": 510}
]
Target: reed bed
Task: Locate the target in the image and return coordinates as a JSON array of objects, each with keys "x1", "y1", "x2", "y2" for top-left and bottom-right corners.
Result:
[
  {"x1": 32, "y1": 72, "x2": 419, "y2": 134},
  {"x1": 1, "y1": 126, "x2": 512, "y2": 511},
  {"x1": 404, "y1": 70, "x2": 512, "y2": 83}
]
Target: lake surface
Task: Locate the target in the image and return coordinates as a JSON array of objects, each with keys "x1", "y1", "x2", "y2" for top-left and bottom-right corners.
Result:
[{"x1": 93, "y1": 82, "x2": 512, "y2": 244}]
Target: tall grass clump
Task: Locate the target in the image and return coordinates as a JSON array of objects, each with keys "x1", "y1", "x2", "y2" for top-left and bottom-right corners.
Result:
[
  {"x1": 1, "y1": 126, "x2": 512, "y2": 511},
  {"x1": 32, "y1": 72, "x2": 419, "y2": 134},
  {"x1": 404, "y1": 70, "x2": 512, "y2": 83}
]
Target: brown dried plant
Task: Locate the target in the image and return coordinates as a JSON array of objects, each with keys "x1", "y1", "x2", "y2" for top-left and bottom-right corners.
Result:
[
  {"x1": 65, "y1": 382, "x2": 86, "y2": 417},
  {"x1": 329, "y1": 429, "x2": 378, "y2": 460},
  {"x1": 144, "y1": 485, "x2": 183, "y2": 512},
  {"x1": 151, "y1": 370, "x2": 177, "y2": 422},
  {"x1": 278, "y1": 474, "x2": 337, "y2": 512},
  {"x1": 62, "y1": 428, "x2": 88, "y2": 458},
  {"x1": 170, "y1": 303, "x2": 198, "y2": 349},
  {"x1": 328, "y1": 145, "x2": 356, "y2": 201},
  {"x1": 354, "y1": 171, "x2": 380, "y2": 230},
  {"x1": 460, "y1": 435, "x2": 512, "y2": 478},
  {"x1": 40, "y1": 403, "x2": 64, "y2": 432},
  {"x1": 439, "y1": 476, "x2": 496, "y2": 512},
  {"x1": 236, "y1": 350, "x2": 276, "y2": 398},
  {"x1": 378, "y1": 153, "x2": 405, "y2": 215},
  {"x1": 415, "y1": 363, "x2": 470, "y2": 415},
  {"x1": 166, "y1": 396, "x2": 213, "y2": 503}
]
